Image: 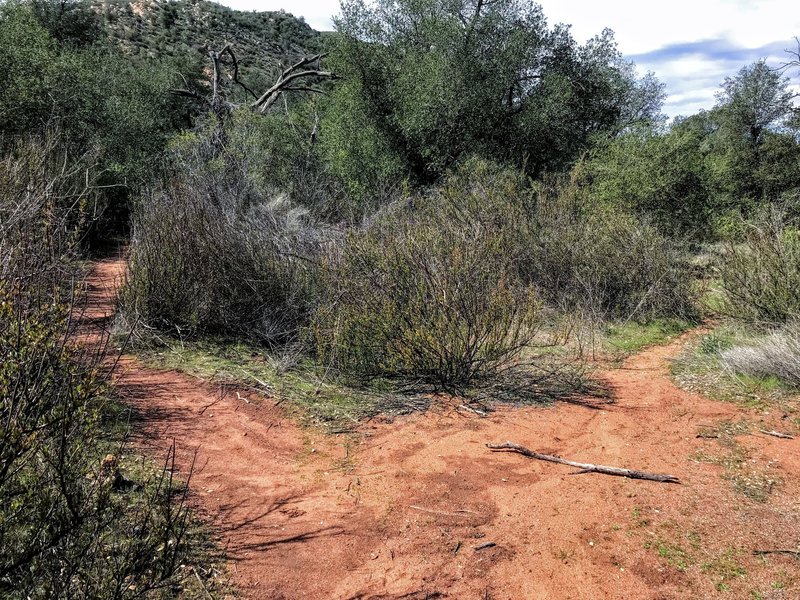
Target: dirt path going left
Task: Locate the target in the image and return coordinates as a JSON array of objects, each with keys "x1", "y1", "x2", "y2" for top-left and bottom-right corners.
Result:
[{"x1": 85, "y1": 257, "x2": 800, "y2": 600}]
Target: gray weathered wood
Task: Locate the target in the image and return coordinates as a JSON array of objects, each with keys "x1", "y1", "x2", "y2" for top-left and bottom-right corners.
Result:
[{"x1": 487, "y1": 442, "x2": 680, "y2": 484}]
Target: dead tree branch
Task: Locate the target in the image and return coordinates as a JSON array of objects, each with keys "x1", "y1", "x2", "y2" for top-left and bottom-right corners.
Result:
[
  {"x1": 169, "y1": 45, "x2": 337, "y2": 118},
  {"x1": 251, "y1": 53, "x2": 338, "y2": 113},
  {"x1": 486, "y1": 442, "x2": 681, "y2": 484},
  {"x1": 753, "y1": 548, "x2": 800, "y2": 558},
  {"x1": 759, "y1": 429, "x2": 794, "y2": 439}
]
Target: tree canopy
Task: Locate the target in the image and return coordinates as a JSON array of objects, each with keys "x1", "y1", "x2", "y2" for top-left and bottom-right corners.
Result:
[{"x1": 322, "y1": 0, "x2": 665, "y2": 188}]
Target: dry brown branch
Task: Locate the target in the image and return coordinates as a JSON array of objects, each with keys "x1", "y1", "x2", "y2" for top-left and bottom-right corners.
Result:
[
  {"x1": 409, "y1": 505, "x2": 476, "y2": 518},
  {"x1": 753, "y1": 549, "x2": 800, "y2": 558},
  {"x1": 759, "y1": 429, "x2": 794, "y2": 439},
  {"x1": 474, "y1": 542, "x2": 496, "y2": 550},
  {"x1": 170, "y1": 46, "x2": 337, "y2": 118},
  {"x1": 251, "y1": 52, "x2": 337, "y2": 113},
  {"x1": 487, "y1": 442, "x2": 680, "y2": 483}
]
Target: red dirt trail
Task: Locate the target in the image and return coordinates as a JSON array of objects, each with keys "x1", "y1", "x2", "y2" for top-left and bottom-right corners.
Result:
[{"x1": 85, "y1": 258, "x2": 800, "y2": 600}]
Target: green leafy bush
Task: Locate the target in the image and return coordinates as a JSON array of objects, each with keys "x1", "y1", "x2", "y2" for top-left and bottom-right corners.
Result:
[
  {"x1": 718, "y1": 209, "x2": 800, "y2": 325},
  {"x1": 310, "y1": 164, "x2": 540, "y2": 392}
]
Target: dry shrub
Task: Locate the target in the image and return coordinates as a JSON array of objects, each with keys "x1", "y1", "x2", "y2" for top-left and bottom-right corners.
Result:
[
  {"x1": 118, "y1": 127, "x2": 332, "y2": 345},
  {"x1": 311, "y1": 160, "x2": 695, "y2": 392},
  {"x1": 310, "y1": 164, "x2": 540, "y2": 392},
  {"x1": 0, "y1": 132, "x2": 197, "y2": 598},
  {"x1": 720, "y1": 322, "x2": 800, "y2": 386},
  {"x1": 718, "y1": 208, "x2": 800, "y2": 326},
  {"x1": 523, "y1": 176, "x2": 698, "y2": 322}
]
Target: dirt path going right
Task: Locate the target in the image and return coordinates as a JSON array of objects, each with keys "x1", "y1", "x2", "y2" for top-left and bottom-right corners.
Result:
[{"x1": 87, "y1": 258, "x2": 800, "y2": 599}]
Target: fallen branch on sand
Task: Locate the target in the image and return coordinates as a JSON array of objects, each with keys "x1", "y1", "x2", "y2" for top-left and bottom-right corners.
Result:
[
  {"x1": 753, "y1": 549, "x2": 800, "y2": 558},
  {"x1": 759, "y1": 429, "x2": 794, "y2": 440},
  {"x1": 409, "y1": 505, "x2": 478, "y2": 518},
  {"x1": 474, "y1": 542, "x2": 496, "y2": 551},
  {"x1": 486, "y1": 442, "x2": 680, "y2": 484}
]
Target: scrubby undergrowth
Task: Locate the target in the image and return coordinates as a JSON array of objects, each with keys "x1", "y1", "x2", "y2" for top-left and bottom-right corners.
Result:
[{"x1": 0, "y1": 131, "x2": 221, "y2": 599}]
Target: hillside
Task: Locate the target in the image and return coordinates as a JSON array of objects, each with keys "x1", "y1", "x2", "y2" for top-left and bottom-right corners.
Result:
[{"x1": 97, "y1": 0, "x2": 324, "y2": 76}]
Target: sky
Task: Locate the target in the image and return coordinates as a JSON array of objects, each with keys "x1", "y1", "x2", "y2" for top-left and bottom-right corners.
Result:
[{"x1": 220, "y1": 0, "x2": 800, "y2": 119}]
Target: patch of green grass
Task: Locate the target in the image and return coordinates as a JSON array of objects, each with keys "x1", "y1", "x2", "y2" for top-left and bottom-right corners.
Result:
[
  {"x1": 602, "y1": 319, "x2": 693, "y2": 354},
  {"x1": 702, "y1": 549, "x2": 747, "y2": 592},
  {"x1": 690, "y1": 432, "x2": 780, "y2": 502},
  {"x1": 644, "y1": 538, "x2": 692, "y2": 571},
  {"x1": 630, "y1": 506, "x2": 651, "y2": 528},
  {"x1": 137, "y1": 337, "x2": 422, "y2": 429},
  {"x1": 671, "y1": 322, "x2": 800, "y2": 410}
]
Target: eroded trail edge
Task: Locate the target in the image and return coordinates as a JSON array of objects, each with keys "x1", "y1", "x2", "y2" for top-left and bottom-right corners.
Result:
[{"x1": 85, "y1": 258, "x2": 800, "y2": 600}]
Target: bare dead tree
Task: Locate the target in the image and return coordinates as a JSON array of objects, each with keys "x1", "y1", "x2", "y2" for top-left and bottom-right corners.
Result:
[
  {"x1": 772, "y1": 36, "x2": 800, "y2": 73},
  {"x1": 170, "y1": 44, "x2": 337, "y2": 119},
  {"x1": 251, "y1": 53, "x2": 336, "y2": 113}
]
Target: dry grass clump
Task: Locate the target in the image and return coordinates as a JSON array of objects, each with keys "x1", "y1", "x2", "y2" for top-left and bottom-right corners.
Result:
[{"x1": 720, "y1": 322, "x2": 800, "y2": 386}]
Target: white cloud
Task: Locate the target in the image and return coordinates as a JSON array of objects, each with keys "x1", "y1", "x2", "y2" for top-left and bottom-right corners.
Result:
[{"x1": 535, "y1": 0, "x2": 799, "y2": 54}]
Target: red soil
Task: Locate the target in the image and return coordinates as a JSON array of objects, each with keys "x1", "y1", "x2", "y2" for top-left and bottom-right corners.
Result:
[{"x1": 85, "y1": 258, "x2": 800, "y2": 599}]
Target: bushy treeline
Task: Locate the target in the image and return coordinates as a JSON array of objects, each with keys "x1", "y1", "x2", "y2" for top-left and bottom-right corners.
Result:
[
  {"x1": 582, "y1": 61, "x2": 800, "y2": 239},
  {"x1": 120, "y1": 123, "x2": 697, "y2": 391},
  {"x1": 120, "y1": 0, "x2": 800, "y2": 396}
]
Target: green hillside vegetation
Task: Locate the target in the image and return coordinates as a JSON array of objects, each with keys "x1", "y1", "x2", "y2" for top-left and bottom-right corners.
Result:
[{"x1": 97, "y1": 0, "x2": 323, "y2": 94}]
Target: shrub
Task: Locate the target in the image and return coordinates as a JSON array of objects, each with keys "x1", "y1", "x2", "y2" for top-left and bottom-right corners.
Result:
[
  {"x1": 0, "y1": 132, "x2": 197, "y2": 598},
  {"x1": 720, "y1": 322, "x2": 800, "y2": 386},
  {"x1": 310, "y1": 164, "x2": 540, "y2": 392},
  {"x1": 718, "y1": 209, "x2": 800, "y2": 325},
  {"x1": 119, "y1": 125, "x2": 330, "y2": 345},
  {"x1": 523, "y1": 176, "x2": 698, "y2": 322}
]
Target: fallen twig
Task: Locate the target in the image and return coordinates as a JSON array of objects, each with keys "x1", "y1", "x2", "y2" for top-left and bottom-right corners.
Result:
[
  {"x1": 458, "y1": 404, "x2": 488, "y2": 417},
  {"x1": 487, "y1": 442, "x2": 680, "y2": 484},
  {"x1": 475, "y1": 542, "x2": 496, "y2": 551},
  {"x1": 192, "y1": 567, "x2": 213, "y2": 600},
  {"x1": 409, "y1": 505, "x2": 476, "y2": 518},
  {"x1": 759, "y1": 429, "x2": 794, "y2": 440},
  {"x1": 753, "y1": 549, "x2": 800, "y2": 558}
]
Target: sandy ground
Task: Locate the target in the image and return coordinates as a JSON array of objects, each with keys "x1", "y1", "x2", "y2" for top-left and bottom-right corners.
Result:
[{"x1": 83, "y1": 258, "x2": 800, "y2": 600}]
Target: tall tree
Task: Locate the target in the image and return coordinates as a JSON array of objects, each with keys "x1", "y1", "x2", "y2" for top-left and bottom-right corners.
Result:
[
  {"x1": 323, "y1": 0, "x2": 664, "y2": 188},
  {"x1": 715, "y1": 60, "x2": 796, "y2": 148}
]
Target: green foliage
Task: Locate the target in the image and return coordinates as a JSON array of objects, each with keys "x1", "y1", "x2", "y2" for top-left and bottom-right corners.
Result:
[
  {"x1": 1, "y1": 1, "x2": 193, "y2": 240},
  {"x1": 326, "y1": 0, "x2": 664, "y2": 187},
  {"x1": 30, "y1": 0, "x2": 103, "y2": 46},
  {"x1": 319, "y1": 77, "x2": 406, "y2": 210},
  {"x1": 583, "y1": 61, "x2": 800, "y2": 240},
  {"x1": 716, "y1": 61, "x2": 796, "y2": 148},
  {"x1": 311, "y1": 164, "x2": 540, "y2": 391},
  {"x1": 99, "y1": 0, "x2": 321, "y2": 88},
  {"x1": 0, "y1": 131, "x2": 201, "y2": 599},
  {"x1": 718, "y1": 209, "x2": 800, "y2": 325},
  {"x1": 582, "y1": 124, "x2": 711, "y2": 237},
  {"x1": 0, "y1": 4, "x2": 55, "y2": 135},
  {"x1": 119, "y1": 119, "x2": 327, "y2": 344}
]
